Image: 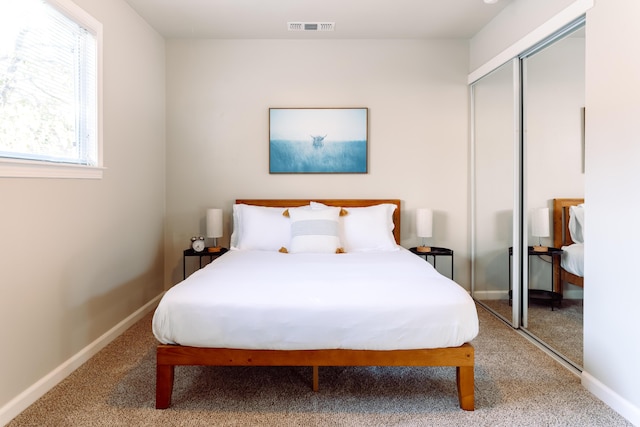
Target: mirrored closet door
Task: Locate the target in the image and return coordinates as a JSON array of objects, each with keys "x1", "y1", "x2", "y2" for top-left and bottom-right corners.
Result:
[
  {"x1": 522, "y1": 23, "x2": 585, "y2": 369},
  {"x1": 470, "y1": 59, "x2": 522, "y2": 328},
  {"x1": 471, "y1": 18, "x2": 585, "y2": 369}
]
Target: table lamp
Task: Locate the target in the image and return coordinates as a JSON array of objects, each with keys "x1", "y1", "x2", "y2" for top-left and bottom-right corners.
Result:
[
  {"x1": 206, "y1": 208, "x2": 223, "y2": 253},
  {"x1": 416, "y1": 208, "x2": 433, "y2": 253},
  {"x1": 532, "y1": 207, "x2": 550, "y2": 252}
]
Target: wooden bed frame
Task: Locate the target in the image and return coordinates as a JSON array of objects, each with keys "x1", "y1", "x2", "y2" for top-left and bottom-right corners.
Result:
[
  {"x1": 552, "y1": 198, "x2": 584, "y2": 290},
  {"x1": 156, "y1": 199, "x2": 475, "y2": 411}
]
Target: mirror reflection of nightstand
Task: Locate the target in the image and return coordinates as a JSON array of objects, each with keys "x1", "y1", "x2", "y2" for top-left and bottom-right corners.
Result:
[
  {"x1": 409, "y1": 246, "x2": 454, "y2": 280},
  {"x1": 508, "y1": 246, "x2": 563, "y2": 310}
]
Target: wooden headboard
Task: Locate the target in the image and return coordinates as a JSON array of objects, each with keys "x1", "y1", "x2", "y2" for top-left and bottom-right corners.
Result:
[
  {"x1": 552, "y1": 198, "x2": 584, "y2": 248},
  {"x1": 235, "y1": 199, "x2": 402, "y2": 244}
]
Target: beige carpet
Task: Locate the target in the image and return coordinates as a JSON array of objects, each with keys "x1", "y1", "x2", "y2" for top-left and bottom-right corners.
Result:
[
  {"x1": 481, "y1": 298, "x2": 583, "y2": 368},
  {"x1": 8, "y1": 304, "x2": 631, "y2": 426}
]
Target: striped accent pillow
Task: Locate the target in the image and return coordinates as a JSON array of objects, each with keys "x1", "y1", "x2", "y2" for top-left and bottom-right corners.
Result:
[{"x1": 288, "y1": 206, "x2": 342, "y2": 253}]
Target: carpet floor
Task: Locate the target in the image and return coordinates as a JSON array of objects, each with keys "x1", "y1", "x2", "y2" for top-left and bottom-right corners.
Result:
[
  {"x1": 7, "y1": 304, "x2": 631, "y2": 426},
  {"x1": 481, "y1": 298, "x2": 583, "y2": 367}
]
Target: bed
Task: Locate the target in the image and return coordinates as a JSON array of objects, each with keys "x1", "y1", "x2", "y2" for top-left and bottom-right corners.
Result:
[
  {"x1": 153, "y1": 199, "x2": 479, "y2": 410},
  {"x1": 553, "y1": 198, "x2": 585, "y2": 290}
]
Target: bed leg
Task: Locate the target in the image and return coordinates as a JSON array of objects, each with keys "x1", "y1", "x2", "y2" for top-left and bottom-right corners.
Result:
[
  {"x1": 156, "y1": 363, "x2": 175, "y2": 409},
  {"x1": 312, "y1": 366, "x2": 319, "y2": 392},
  {"x1": 456, "y1": 365, "x2": 474, "y2": 411}
]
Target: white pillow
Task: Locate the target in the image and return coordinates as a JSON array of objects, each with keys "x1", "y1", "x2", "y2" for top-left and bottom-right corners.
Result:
[
  {"x1": 341, "y1": 203, "x2": 399, "y2": 252},
  {"x1": 232, "y1": 204, "x2": 291, "y2": 251},
  {"x1": 229, "y1": 204, "x2": 241, "y2": 248},
  {"x1": 568, "y1": 204, "x2": 585, "y2": 244},
  {"x1": 310, "y1": 201, "x2": 329, "y2": 210},
  {"x1": 288, "y1": 205, "x2": 341, "y2": 253}
]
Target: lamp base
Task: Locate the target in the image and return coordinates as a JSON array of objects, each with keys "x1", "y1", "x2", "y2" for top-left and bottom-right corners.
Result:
[
  {"x1": 533, "y1": 245, "x2": 548, "y2": 253},
  {"x1": 416, "y1": 246, "x2": 432, "y2": 253},
  {"x1": 207, "y1": 246, "x2": 222, "y2": 253}
]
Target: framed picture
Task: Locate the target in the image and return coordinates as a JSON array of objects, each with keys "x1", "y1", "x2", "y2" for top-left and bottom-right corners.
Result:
[{"x1": 269, "y1": 107, "x2": 368, "y2": 174}]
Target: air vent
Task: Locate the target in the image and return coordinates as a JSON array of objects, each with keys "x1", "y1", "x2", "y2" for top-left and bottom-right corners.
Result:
[{"x1": 288, "y1": 22, "x2": 335, "y2": 32}]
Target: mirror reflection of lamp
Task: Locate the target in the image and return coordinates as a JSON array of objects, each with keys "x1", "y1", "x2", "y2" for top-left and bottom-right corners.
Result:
[
  {"x1": 206, "y1": 208, "x2": 223, "y2": 253},
  {"x1": 532, "y1": 207, "x2": 550, "y2": 252},
  {"x1": 416, "y1": 208, "x2": 433, "y2": 253}
]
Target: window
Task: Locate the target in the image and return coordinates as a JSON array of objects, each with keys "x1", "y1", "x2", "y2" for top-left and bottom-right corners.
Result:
[{"x1": 0, "y1": 0, "x2": 102, "y2": 178}]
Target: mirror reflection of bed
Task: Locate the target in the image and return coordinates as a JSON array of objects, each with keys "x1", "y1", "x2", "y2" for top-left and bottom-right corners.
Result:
[{"x1": 553, "y1": 198, "x2": 585, "y2": 290}]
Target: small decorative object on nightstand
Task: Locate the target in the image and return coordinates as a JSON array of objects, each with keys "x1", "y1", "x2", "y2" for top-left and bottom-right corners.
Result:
[
  {"x1": 190, "y1": 236, "x2": 205, "y2": 252},
  {"x1": 415, "y1": 208, "x2": 433, "y2": 253},
  {"x1": 409, "y1": 246, "x2": 454, "y2": 280}
]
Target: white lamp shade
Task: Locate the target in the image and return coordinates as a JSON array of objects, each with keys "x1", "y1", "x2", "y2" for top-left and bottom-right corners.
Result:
[
  {"x1": 416, "y1": 208, "x2": 433, "y2": 238},
  {"x1": 206, "y1": 208, "x2": 223, "y2": 238},
  {"x1": 531, "y1": 207, "x2": 550, "y2": 238}
]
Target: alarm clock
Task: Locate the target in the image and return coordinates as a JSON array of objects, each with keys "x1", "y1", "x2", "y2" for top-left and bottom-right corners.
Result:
[{"x1": 191, "y1": 236, "x2": 205, "y2": 252}]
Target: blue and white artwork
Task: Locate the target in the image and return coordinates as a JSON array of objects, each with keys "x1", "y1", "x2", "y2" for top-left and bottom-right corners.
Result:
[{"x1": 269, "y1": 108, "x2": 368, "y2": 173}]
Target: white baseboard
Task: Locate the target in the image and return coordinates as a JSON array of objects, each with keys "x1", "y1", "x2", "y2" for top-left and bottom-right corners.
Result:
[
  {"x1": 473, "y1": 289, "x2": 583, "y2": 300},
  {"x1": 0, "y1": 294, "x2": 163, "y2": 427},
  {"x1": 473, "y1": 290, "x2": 506, "y2": 300},
  {"x1": 582, "y1": 370, "x2": 640, "y2": 426}
]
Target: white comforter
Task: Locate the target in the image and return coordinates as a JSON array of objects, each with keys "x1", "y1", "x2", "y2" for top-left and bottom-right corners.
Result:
[
  {"x1": 561, "y1": 243, "x2": 584, "y2": 277},
  {"x1": 153, "y1": 247, "x2": 479, "y2": 350}
]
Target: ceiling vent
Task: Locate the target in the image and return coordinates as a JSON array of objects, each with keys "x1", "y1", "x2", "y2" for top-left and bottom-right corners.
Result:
[{"x1": 288, "y1": 22, "x2": 335, "y2": 32}]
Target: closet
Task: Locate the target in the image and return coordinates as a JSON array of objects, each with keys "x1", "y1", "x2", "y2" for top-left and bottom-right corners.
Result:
[{"x1": 470, "y1": 18, "x2": 585, "y2": 370}]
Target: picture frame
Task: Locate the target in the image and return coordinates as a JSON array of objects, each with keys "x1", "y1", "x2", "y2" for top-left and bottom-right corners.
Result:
[{"x1": 269, "y1": 108, "x2": 368, "y2": 174}]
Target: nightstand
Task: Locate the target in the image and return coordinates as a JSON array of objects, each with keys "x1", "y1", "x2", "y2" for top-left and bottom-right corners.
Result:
[
  {"x1": 508, "y1": 246, "x2": 563, "y2": 309},
  {"x1": 409, "y1": 246, "x2": 454, "y2": 279},
  {"x1": 183, "y1": 248, "x2": 228, "y2": 279}
]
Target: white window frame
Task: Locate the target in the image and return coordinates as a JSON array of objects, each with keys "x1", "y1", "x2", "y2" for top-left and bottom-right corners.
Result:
[{"x1": 0, "y1": 0, "x2": 104, "y2": 179}]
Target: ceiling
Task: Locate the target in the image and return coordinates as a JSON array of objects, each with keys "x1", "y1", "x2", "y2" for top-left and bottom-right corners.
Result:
[{"x1": 123, "y1": 0, "x2": 511, "y2": 39}]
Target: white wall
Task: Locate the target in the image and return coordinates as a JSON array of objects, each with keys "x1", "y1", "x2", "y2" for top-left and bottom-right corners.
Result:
[
  {"x1": 583, "y1": 0, "x2": 640, "y2": 423},
  {"x1": 526, "y1": 37, "x2": 585, "y2": 215},
  {"x1": 0, "y1": 0, "x2": 166, "y2": 420},
  {"x1": 165, "y1": 39, "x2": 471, "y2": 287}
]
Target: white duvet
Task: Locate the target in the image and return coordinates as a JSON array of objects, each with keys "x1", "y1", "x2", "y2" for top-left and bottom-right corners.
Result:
[
  {"x1": 153, "y1": 247, "x2": 479, "y2": 350},
  {"x1": 561, "y1": 243, "x2": 584, "y2": 277}
]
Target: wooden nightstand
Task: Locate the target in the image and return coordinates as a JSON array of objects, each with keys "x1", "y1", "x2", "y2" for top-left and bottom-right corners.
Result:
[
  {"x1": 409, "y1": 246, "x2": 454, "y2": 280},
  {"x1": 183, "y1": 247, "x2": 228, "y2": 279}
]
